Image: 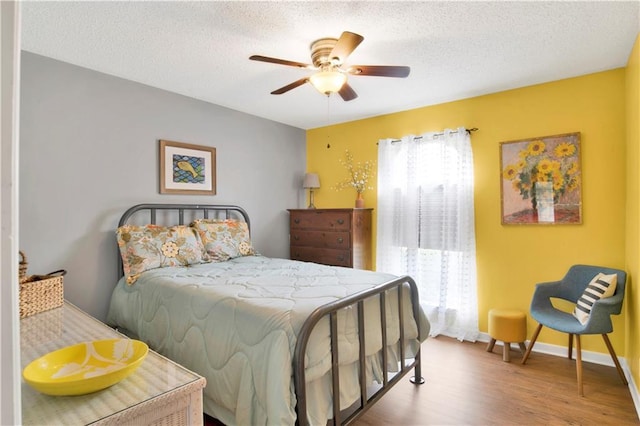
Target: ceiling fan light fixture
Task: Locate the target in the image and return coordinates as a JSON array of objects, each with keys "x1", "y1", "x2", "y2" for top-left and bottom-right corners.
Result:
[
  {"x1": 250, "y1": 30, "x2": 409, "y2": 100},
  {"x1": 309, "y1": 71, "x2": 347, "y2": 95}
]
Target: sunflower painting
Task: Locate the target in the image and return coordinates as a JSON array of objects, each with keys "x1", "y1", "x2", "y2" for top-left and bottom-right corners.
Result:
[{"x1": 500, "y1": 132, "x2": 582, "y2": 225}]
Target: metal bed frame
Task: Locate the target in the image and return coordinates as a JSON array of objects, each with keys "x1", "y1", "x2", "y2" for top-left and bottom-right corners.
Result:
[{"x1": 115, "y1": 203, "x2": 423, "y2": 426}]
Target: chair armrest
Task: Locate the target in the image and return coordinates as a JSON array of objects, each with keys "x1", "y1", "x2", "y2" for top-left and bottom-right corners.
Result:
[
  {"x1": 530, "y1": 280, "x2": 564, "y2": 310},
  {"x1": 592, "y1": 292, "x2": 623, "y2": 314},
  {"x1": 532, "y1": 280, "x2": 572, "y2": 301},
  {"x1": 582, "y1": 293, "x2": 624, "y2": 334}
]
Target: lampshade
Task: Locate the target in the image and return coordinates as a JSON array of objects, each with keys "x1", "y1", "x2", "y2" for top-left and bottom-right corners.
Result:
[
  {"x1": 303, "y1": 173, "x2": 320, "y2": 189},
  {"x1": 309, "y1": 71, "x2": 347, "y2": 95}
]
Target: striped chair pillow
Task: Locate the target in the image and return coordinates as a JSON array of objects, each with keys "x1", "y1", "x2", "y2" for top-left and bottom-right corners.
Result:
[{"x1": 572, "y1": 273, "x2": 617, "y2": 325}]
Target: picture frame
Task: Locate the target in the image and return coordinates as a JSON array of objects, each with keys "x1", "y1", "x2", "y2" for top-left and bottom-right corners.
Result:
[
  {"x1": 500, "y1": 132, "x2": 581, "y2": 225},
  {"x1": 159, "y1": 140, "x2": 216, "y2": 195}
]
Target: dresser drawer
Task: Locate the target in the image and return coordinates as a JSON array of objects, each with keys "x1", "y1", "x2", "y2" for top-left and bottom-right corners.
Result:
[
  {"x1": 290, "y1": 247, "x2": 352, "y2": 267},
  {"x1": 290, "y1": 230, "x2": 350, "y2": 249},
  {"x1": 287, "y1": 208, "x2": 372, "y2": 270},
  {"x1": 290, "y1": 211, "x2": 351, "y2": 231}
]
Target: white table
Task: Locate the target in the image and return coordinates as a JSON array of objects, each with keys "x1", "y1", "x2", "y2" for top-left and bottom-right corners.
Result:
[{"x1": 21, "y1": 302, "x2": 206, "y2": 425}]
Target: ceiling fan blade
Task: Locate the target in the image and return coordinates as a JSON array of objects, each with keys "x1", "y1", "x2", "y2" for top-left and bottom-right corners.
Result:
[
  {"x1": 338, "y1": 83, "x2": 358, "y2": 101},
  {"x1": 329, "y1": 31, "x2": 364, "y2": 63},
  {"x1": 249, "y1": 55, "x2": 312, "y2": 69},
  {"x1": 271, "y1": 77, "x2": 309, "y2": 95},
  {"x1": 348, "y1": 65, "x2": 410, "y2": 78}
]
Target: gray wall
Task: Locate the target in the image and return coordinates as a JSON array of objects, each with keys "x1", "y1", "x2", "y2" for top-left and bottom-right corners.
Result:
[{"x1": 20, "y1": 52, "x2": 306, "y2": 321}]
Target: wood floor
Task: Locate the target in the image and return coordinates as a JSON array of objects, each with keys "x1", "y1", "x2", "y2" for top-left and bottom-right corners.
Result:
[
  {"x1": 356, "y1": 336, "x2": 638, "y2": 425},
  {"x1": 205, "y1": 336, "x2": 639, "y2": 425}
]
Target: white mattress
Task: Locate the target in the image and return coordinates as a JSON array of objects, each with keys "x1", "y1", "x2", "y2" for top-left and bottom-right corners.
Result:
[{"x1": 106, "y1": 256, "x2": 429, "y2": 425}]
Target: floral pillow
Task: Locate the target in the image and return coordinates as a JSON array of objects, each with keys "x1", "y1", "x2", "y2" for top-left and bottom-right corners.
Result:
[
  {"x1": 116, "y1": 224, "x2": 208, "y2": 285},
  {"x1": 190, "y1": 219, "x2": 256, "y2": 262}
]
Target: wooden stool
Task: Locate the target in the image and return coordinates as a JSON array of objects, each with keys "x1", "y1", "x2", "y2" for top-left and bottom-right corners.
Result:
[{"x1": 486, "y1": 309, "x2": 527, "y2": 362}]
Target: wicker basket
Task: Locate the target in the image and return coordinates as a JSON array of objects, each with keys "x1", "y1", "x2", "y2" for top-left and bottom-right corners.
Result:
[
  {"x1": 19, "y1": 269, "x2": 65, "y2": 319},
  {"x1": 19, "y1": 251, "x2": 28, "y2": 283}
]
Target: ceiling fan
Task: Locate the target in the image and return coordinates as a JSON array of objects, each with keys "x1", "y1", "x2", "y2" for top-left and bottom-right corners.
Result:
[{"x1": 249, "y1": 31, "x2": 410, "y2": 101}]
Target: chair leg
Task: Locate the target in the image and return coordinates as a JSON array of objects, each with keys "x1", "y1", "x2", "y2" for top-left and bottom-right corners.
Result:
[
  {"x1": 486, "y1": 338, "x2": 496, "y2": 353},
  {"x1": 518, "y1": 342, "x2": 527, "y2": 353},
  {"x1": 522, "y1": 323, "x2": 543, "y2": 365},
  {"x1": 576, "y1": 335, "x2": 583, "y2": 396},
  {"x1": 602, "y1": 334, "x2": 628, "y2": 385},
  {"x1": 568, "y1": 333, "x2": 573, "y2": 360},
  {"x1": 503, "y1": 341, "x2": 511, "y2": 362}
]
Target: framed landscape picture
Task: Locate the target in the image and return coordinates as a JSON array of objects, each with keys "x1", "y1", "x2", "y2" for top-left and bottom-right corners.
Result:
[
  {"x1": 500, "y1": 132, "x2": 581, "y2": 225},
  {"x1": 159, "y1": 140, "x2": 216, "y2": 195}
]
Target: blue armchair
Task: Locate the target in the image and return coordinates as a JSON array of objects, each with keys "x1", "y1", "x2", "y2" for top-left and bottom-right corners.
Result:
[{"x1": 521, "y1": 264, "x2": 627, "y2": 396}]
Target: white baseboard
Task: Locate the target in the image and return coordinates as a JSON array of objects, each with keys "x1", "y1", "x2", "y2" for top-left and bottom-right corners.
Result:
[
  {"x1": 478, "y1": 332, "x2": 640, "y2": 419},
  {"x1": 478, "y1": 332, "x2": 619, "y2": 366},
  {"x1": 621, "y1": 358, "x2": 640, "y2": 421}
]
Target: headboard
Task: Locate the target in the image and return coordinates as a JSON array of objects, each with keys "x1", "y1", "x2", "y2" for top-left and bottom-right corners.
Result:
[{"x1": 116, "y1": 203, "x2": 251, "y2": 279}]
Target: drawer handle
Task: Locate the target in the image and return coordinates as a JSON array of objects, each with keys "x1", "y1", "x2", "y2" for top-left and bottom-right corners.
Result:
[
  {"x1": 294, "y1": 219, "x2": 300, "y2": 224},
  {"x1": 336, "y1": 237, "x2": 343, "y2": 244},
  {"x1": 294, "y1": 235, "x2": 300, "y2": 241},
  {"x1": 337, "y1": 219, "x2": 344, "y2": 225},
  {"x1": 337, "y1": 255, "x2": 345, "y2": 262}
]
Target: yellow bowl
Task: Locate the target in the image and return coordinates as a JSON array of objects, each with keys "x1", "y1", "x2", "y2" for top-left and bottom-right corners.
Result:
[{"x1": 23, "y1": 338, "x2": 148, "y2": 396}]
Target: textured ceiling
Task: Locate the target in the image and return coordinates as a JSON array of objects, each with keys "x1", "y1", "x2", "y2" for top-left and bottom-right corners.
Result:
[{"x1": 20, "y1": 1, "x2": 640, "y2": 130}]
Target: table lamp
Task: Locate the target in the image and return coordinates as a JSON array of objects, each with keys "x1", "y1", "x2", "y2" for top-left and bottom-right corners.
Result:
[{"x1": 303, "y1": 173, "x2": 320, "y2": 209}]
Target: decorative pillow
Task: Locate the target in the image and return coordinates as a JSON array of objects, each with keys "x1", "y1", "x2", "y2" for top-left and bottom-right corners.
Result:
[
  {"x1": 190, "y1": 219, "x2": 256, "y2": 262},
  {"x1": 572, "y1": 273, "x2": 618, "y2": 325},
  {"x1": 116, "y1": 224, "x2": 208, "y2": 285}
]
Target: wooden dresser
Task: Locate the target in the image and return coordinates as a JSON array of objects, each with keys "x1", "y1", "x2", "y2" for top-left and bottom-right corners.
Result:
[{"x1": 288, "y1": 208, "x2": 373, "y2": 270}]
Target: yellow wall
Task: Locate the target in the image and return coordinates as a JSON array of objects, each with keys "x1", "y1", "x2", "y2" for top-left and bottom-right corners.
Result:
[
  {"x1": 625, "y1": 34, "x2": 640, "y2": 392},
  {"x1": 307, "y1": 68, "x2": 627, "y2": 355}
]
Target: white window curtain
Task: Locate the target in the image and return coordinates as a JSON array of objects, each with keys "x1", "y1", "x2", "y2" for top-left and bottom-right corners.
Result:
[{"x1": 376, "y1": 127, "x2": 479, "y2": 341}]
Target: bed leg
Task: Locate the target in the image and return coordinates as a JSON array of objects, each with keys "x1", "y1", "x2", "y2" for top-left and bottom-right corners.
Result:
[
  {"x1": 410, "y1": 375, "x2": 425, "y2": 384},
  {"x1": 410, "y1": 357, "x2": 425, "y2": 385}
]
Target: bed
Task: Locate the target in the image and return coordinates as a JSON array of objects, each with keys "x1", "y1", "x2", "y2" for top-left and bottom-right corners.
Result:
[{"x1": 106, "y1": 203, "x2": 429, "y2": 425}]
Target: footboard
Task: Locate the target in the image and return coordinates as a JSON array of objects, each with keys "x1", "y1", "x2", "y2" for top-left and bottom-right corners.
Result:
[{"x1": 293, "y1": 275, "x2": 424, "y2": 426}]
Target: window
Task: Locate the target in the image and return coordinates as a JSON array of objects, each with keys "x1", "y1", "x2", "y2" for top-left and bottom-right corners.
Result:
[{"x1": 377, "y1": 128, "x2": 478, "y2": 341}]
